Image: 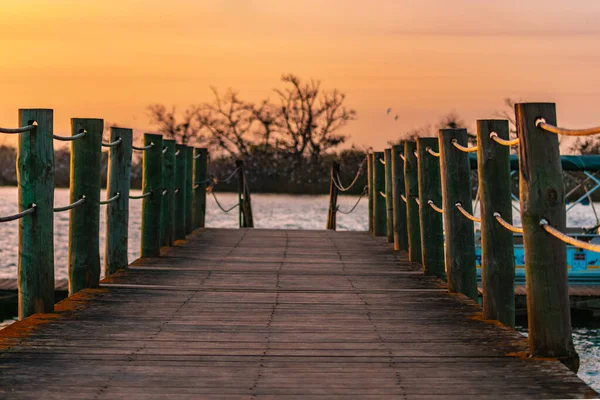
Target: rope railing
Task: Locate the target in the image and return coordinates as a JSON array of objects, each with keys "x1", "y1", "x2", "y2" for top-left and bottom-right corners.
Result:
[
  {"x1": 162, "y1": 146, "x2": 168, "y2": 154},
  {"x1": 399, "y1": 154, "x2": 406, "y2": 162},
  {"x1": 425, "y1": 147, "x2": 440, "y2": 157},
  {"x1": 162, "y1": 189, "x2": 168, "y2": 196},
  {"x1": 132, "y1": 142, "x2": 155, "y2": 151},
  {"x1": 540, "y1": 219, "x2": 600, "y2": 252},
  {"x1": 101, "y1": 137, "x2": 122, "y2": 148},
  {"x1": 489, "y1": 132, "x2": 519, "y2": 147},
  {"x1": 211, "y1": 190, "x2": 239, "y2": 213},
  {"x1": 337, "y1": 186, "x2": 368, "y2": 215},
  {"x1": 99, "y1": 192, "x2": 120, "y2": 205},
  {"x1": 175, "y1": 149, "x2": 181, "y2": 156},
  {"x1": 379, "y1": 191, "x2": 387, "y2": 199},
  {"x1": 0, "y1": 204, "x2": 37, "y2": 223},
  {"x1": 455, "y1": 202, "x2": 481, "y2": 223},
  {"x1": 54, "y1": 130, "x2": 86, "y2": 141},
  {"x1": 332, "y1": 157, "x2": 366, "y2": 192},
  {"x1": 129, "y1": 191, "x2": 153, "y2": 200},
  {"x1": 413, "y1": 150, "x2": 419, "y2": 159},
  {"x1": 493, "y1": 212, "x2": 523, "y2": 234},
  {"x1": 400, "y1": 194, "x2": 407, "y2": 203},
  {"x1": 427, "y1": 200, "x2": 443, "y2": 214},
  {"x1": 536, "y1": 118, "x2": 600, "y2": 137},
  {"x1": 451, "y1": 139, "x2": 478, "y2": 153},
  {"x1": 0, "y1": 123, "x2": 37, "y2": 134},
  {"x1": 54, "y1": 196, "x2": 86, "y2": 212},
  {"x1": 379, "y1": 159, "x2": 386, "y2": 165},
  {"x1": 415, "y1": 197, "x2": 420, "y2": 206}
]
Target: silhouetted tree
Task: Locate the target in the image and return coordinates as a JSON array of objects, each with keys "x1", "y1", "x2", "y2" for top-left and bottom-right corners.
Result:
[{"x1": 147, "y1": 104, "x2": 205, "y2": 145}]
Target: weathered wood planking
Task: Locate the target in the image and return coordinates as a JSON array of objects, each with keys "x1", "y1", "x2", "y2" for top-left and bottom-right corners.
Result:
[{"x1": 0, "y1": 229, "x2": 595, "y2": 399}]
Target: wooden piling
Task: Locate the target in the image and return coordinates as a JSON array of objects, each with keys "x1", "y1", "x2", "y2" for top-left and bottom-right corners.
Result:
[
  {"x1": 140, "y1": 134, "x2": 163, "y2": 257},
  {"x1": 174, "y1": 144, "x2": 187, "y2": 240},
  {"x1": 515, "y1": 103, "x2": 578, "y2": 371},
  {"x1": 17, "y1": 109, "x2": 55, "y2": 319},
  {"x1": 384, "y1": 148, "x2": 394, "y2": 243},
  {"x1": 105, "y1": 127, "x2": 133, "y2": 276},
  {"x1": 391, "y1": 145, "x2": 408, "y2": 251},
  {"x1": 373, "y1": 151, "x2": 387, "y2": 236},
  {"x1": 326, "y1": 162, "x2": 340, "y2": 230},
  {"x1": 367, "y1": 153, "x2": 375, "y2": 233},
  {"x1": 404, "y1": 141, "x2": 421, "y2": 263},
  {"x1": 68, "y1": 118, "x2": 103, "y2": 295},
  {"x1": 439, "y1": 128, "x2": 477, "y2": 301},
  {"x1": 161, "y1": 139, "x2": 176, "y2": 246},
  {"x1": 193, "y1": 148, "x2": 208, "y2": 229},
  {"x1": 416, "y1": 137, "x2": 444, "y2": 279},
  {"x1": 185, "y1": 146, "x2": 194, "y2": 234},
  {"x1": 476, "y1": 120, "x2": 515, "y2": 327},
  {"x1": 236, "y1": 160, "x2": 254, "y2": 228}
]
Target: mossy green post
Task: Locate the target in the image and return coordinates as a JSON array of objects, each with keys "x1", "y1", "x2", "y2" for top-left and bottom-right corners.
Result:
[
  {"x1": 105, "y1": 127, "x2": 132, "y2": 276},
  {"x1": 174, "y1": 144, "x2": 187, "y2": 240},
  {"x1": 68, "y1": 118, "x2": 103, "y2": 295},
  {"x1": 515, "y1": 103, "x2": 578, "y2": 372},
  {"x1": 477, "y1": 120, "x2": 515, "y2": 327},
  {"x1": 193, "y1": 148, "x2": 208, "y2": 229},
  {"x1": 391, "y1": 145, "x2": 408, "y2": 251},
  {"x1": 367, "y1": 153, "x2": 375, "y2": 233},
  {"x1": 185, "y1": 146, "x2": 194, "y2": 234},
  {"x1": 140, "y1": 133, "x2": 163, "y2": 257},
  {"x1": 416, "y1": 137, "x2": 444, "y2": 279},
  {"x1": 439, "y1": 128, "x2": 477, "y2": 301},
  {"x1": 373, "y1": 152, "x2": 387, "y2": 236},
  {"x1": 404, "y1": 141, "x2": 421, "y2": 263},
  {"x1": 17, "y1": 109, "x2": 55, "y2": 319},
  {"x1": 161, "y1": 139, "x2": 176, "y2": 246},
  {"x1": 384, "y1": 149, "x2": 394, "y2": 243}
]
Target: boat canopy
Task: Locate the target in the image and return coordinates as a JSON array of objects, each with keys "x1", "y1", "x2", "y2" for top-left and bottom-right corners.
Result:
[{"x1": 469, "y1": 154, "x2": 600, "y2": 172}]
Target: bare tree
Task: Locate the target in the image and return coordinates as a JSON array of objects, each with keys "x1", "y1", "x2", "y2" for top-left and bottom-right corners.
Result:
[
  {"x1": 493, "y1": 98, "x2": 518, "y2": 136},
  {"x1": 147, "y1": 104, "x2": 205, "y2": 145}
]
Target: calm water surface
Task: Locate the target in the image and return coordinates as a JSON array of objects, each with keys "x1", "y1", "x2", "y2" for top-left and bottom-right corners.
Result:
[{"x1": 0, "y1": 187, "x2": 598, "y2": 391}]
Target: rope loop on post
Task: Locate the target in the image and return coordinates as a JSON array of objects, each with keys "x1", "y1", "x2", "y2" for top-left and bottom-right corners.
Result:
[
  {"x1": 336, "y1": 186, "x2": 368, "y2": 215},
  {"x1": 493, "y1": 212, "x2": 523, "y2": 233},
  {"x1": 379, "y1": 191, "x2": 387, "y2": 199},
  {"x1": 132, "y1": 142, "x2": 155, "y2": 151},
  {"x1": 536, "y1": 118, "x2": 600, "y2": 137},
  {"x1": 102, "y1": 137, "x2": 123, "y2": 148},
  {"x1": 54, "y1": 196, "x2": 86, "y2": 212},
  {"x1": 129, "y1": 191, "x2": 153, "y2": 200},
  {"x1": 427, "y1": 200, "x2": 443, "y2": 214},
  {"x1": 413, "y1": 150, "x2": 419, "y2": 159},
  {"x1": 99, "y1": 192, "x2": 121, "y2": 205},
  {"x1": 0, "y1": 204, "x2": 37, "y2": 223},
  {"x1": 455, "y1": 202, "x2": 481, "y2": 223},
  {"x1": 53, "y1": 130, "x2": 86, "y2": 141},
  {"x1": 0, "y1": 123, "x2": 37, "y2": 134},
  {"x1": 540, "y1": 219, "x2": 600, "y2": 252},
  {"x1": 379, "y1": 158, "x2": 386, "y2": 165},
  {"x1": 415, "y1": 197, "x2": 420, "y2": 206},
  {"x1": 162, "y1": 189, "x2": 168, "y2": 196},
  {"x1": 162, "y1": 146, "x2": 168, "y2": 154},
  {"x1": 425, "y1": 147, "x2": 440, "y2": 157},
  {"x1": 489, "y1": 132, "x2": 519, "y2": 147},
  {"x1": 400, "y1": 194, "x2": 407, "y2": 203},
  {"x1": 399, "y1": 154, "x2": 406, "y2": 162},
  {"x1": 451, "y1": 139, "x2": 478, "y2": 153}
]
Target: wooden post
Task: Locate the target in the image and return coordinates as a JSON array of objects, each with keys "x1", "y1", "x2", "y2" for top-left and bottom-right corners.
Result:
[
  {"x1": 404, "y1": 141, "x2": 421, "y2": 263},
  {"x1": 105, "y1": 127, "x2": 132, "y2": 276},
  {"x1": 140, "y1": 134, "x2": 163, "y2": 257},
  {"x1": 68, "y1": 118, "x2": 103, "y2": 295},
  {"x1": 193, "y1": 148, "x2": 208, "y2": 229},
  {"x1": 384, "y1": 148, "x2": 394, "y2": 243},
  {"x1": 17, "y1": 109, "x2": 55, "y2": 319},
  {"x1": 515, "y1": 103, "x2": 578, "y2": 371},
  {"x1": 185, "y1": 146, "x2": 194, "y2": 234},
  {"x1": 477, "y1": 120, "x2": 515, "y2": 327},
  {"x1": 367, "y1": 153, "x2": 375, "y2": 233},
  {"x1": 416, "y1": 137, "x2": 444, "y2": 279},
  {"x1": 161, "y1": 139, "x2": 176, "y2": 246},
  {"x1": 174, "y1": 144, "x2": 187, "y2": 240},
  {"x1": 439, "y1": 128, "x2": 477, "y2": 301},
  {"x1": 373, "y1": 151, "x2": 387, "y2": 236},
  {"x1": 236, "y1": 160, "x2": 254, "y2": 228},
  {"x1": 391, "y1": 144, "x2": 408, "y2": 251},
  {"x1": 326, "y1": 161, "x2": 340, "y2": 230}
]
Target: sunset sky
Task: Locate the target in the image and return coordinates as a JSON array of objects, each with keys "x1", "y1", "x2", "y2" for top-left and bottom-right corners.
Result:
[{"x1": 1, "y1": 0, "x2": 600, "y2": 150}]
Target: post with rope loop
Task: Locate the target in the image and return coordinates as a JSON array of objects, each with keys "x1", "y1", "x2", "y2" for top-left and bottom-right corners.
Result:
[
  {"x1": 384, "y1": 149, "x2": 394, "y2": 243},
  {"x1": 193, "y1": 148, "x2": 209, "y2": 229},
  {"x1": 140, "y1": 133, "x2": 163, "y2": 257},
  {"x1": 404, "y1": 141, "x2": 421, "y2": 262},
  {"x1": 185, "y1": 147, "x2": 194, "y2": 235},
  {"x1": 68, "y1": 118, "x2": 103, "y2": 295},
  {"x1": 367, "y1": 153, "x2": 375, "y2": 233},
  {"x1": 515, "y1": 103, "x2": 578, "y2": 371},
  {"x1": 17, "y1": 109, "x2": 54, "y2": 319},
  {"x1": 105, "y1": 127, "x2": 133, "y2": 276},
  {"x1": 439, "y1": 128, "x2": 477, "y2": 300},
  {"x1": 373, "y1": 152, "x2": 387, "y2": 236},
  {"x1": 161, "y1": 139, "x2": 176, "y2": 246},
  {"x1": 416, "y1": 138, "x2": 444, "y2": 279},
  {"x1": 391, "y1": 145, "x2": 408, "y2": 251},
  {"x1": 326, "y1": 161, "x2": 340, "y2": 230},
  {"x1": 477, "y1": 120, "x2": 515, "y2": 327},
  {"x1": 236, "y1": 159, "x2": 254, "y2": 228},
  {"x1": 174, "y1": 144, "x2": 187, "y2": 240}
]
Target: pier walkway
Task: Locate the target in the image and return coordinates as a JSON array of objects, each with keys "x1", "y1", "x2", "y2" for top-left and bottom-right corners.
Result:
[{"x1": 0, "y1": 228, "x2": 595, "y2": 399}]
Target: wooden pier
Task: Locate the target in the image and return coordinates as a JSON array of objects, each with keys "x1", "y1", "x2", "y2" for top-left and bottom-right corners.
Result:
[{"x1": 0, "y1": 228, "x2": 595, "y2": 398}]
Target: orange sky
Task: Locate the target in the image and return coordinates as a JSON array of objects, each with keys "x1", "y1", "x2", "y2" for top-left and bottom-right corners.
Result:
[{"x1": 1, "y1": 0, "x2": 600, "y2": 150}]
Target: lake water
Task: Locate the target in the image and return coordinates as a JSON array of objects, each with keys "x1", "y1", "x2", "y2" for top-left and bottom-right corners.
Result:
[{"x1": 0, "y1": 187, "x2": 598, "y2": 391}]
